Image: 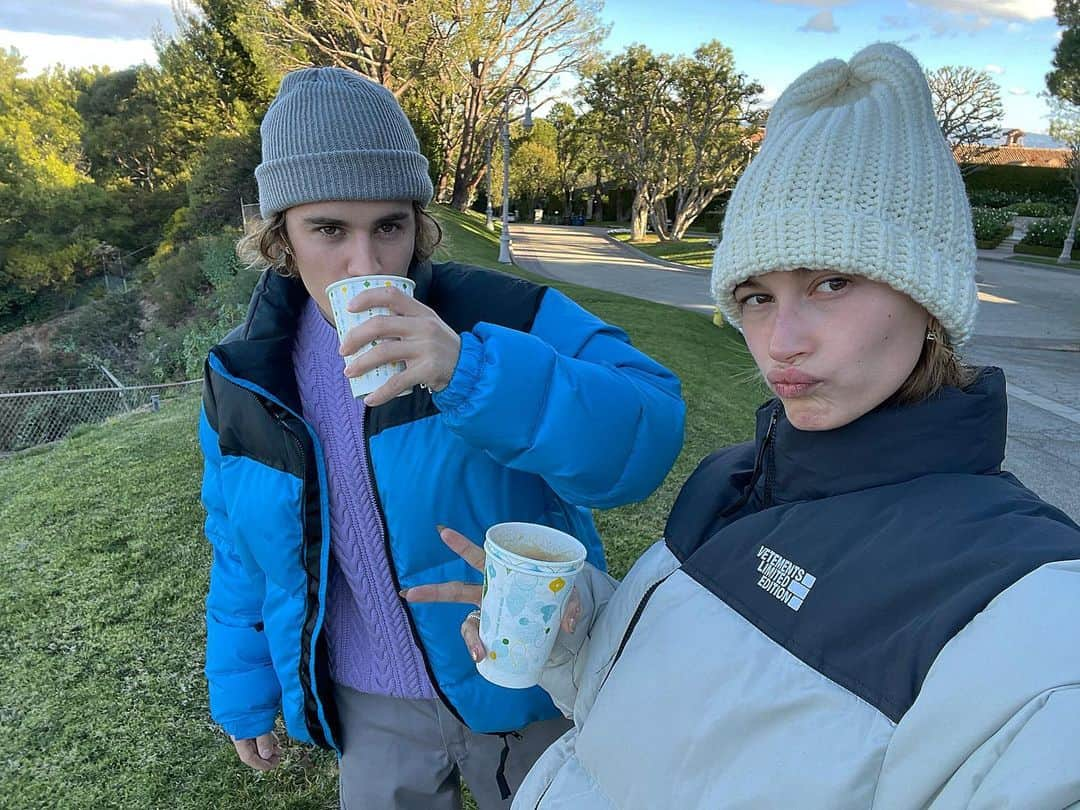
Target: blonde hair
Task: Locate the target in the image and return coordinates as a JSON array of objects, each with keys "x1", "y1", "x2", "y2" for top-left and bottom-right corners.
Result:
[
  {"x1": 890, "y1": 317, "x2": 978, "y2": 405},
  {"x1": 236, "y1": 201, "x2": 442, "y2": 277}
]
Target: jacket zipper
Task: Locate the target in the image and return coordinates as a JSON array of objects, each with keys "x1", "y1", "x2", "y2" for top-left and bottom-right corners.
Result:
[
  {"x1": 253, "y1": 390, "x2": 335, "y2": 750},
  {"x1": 763, "y1": 411, "x2": 778, "y2": 509},
  {"x1": 595, "y1": 572, "x2": 674, "y2": 696},
  {"x1": 361, "y1": 403, "x2": 473, "y2": 728},
  {"x1": 720, "y1": 405, "x2": 780, "y2": 518},
  {"x1": 529, "y1": 573, "x2": 672, "y2": 808}
]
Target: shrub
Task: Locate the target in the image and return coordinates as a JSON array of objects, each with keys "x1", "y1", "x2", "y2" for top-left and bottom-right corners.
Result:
[
  {"x1": 1019, "y1": 216, "x2": 1073, "y2": 248},
  {"x1": 1010, "y1": 201, "x2": 1069, "y2": 218},
  {"x1": 971, "y1": 206, "x2": 1013, "y2": 242}
]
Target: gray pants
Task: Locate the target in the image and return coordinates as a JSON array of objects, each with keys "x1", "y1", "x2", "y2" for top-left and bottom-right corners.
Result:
[{"x1": 334, "y1": 683, "x2": 571, "y2": 810}]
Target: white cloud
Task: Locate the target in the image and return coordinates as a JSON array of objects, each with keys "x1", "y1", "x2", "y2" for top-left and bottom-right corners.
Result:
[
  {"x1": 911, "y1": 1, "x2": 1053, "y2": 23},
  {"x1": 0, "y1": 29, "x2": 157, "y2": 74},
  {"x1": 1009, "y1": 87, "x2": 1029, "y2": 95},
  {"x1": 799, "y1": 10, "x2": 839, "y2": 32},
  {"x1": 985, "y1": 64, "x2": 1005, "y2": 74},
  {"x1": 1007, "y1": 22, "x2": 1024, "y2": 32},
  {"x1": 0, "y1": 1, "x2": 174, "y2": 40}
]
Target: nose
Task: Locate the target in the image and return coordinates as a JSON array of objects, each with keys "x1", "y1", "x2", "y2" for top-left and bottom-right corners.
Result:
[
  {"x1": 768, "y1": 298, "x2": 814, "y2": 364},
  {"x1": 344, "y1": 236, "x2": 379, "y2": 277}
]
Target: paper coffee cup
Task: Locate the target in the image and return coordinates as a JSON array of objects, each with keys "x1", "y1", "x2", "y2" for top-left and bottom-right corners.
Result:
[
  {"x1": 476, "y1": 523, "x2": 587, "y2": 689},
  {"x1": 325, "y1": 275, "x2": 415, "y2": 399}
]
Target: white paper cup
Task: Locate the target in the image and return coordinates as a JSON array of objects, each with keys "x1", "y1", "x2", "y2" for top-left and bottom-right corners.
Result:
[
  {"x1": 476, "y1": 523, "x2": 587, "y2": 689},
  {"x1": 325, "y1": 275, "x2": 415, "y2": 399}
]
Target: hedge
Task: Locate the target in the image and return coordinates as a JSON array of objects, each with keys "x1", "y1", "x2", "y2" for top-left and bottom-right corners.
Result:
[
  {"x1": 1013, "y1": 242, "x2": 1080, "y2": 260},
  {"x1": 963, "y1": 165, "x2": 1071, "y2": 198}
]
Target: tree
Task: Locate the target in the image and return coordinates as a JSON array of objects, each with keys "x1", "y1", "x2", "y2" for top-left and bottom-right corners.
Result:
[
  {"x1": 1048, "y1": 98, "x2": 1080, "y2": 263},
  {"x1": 548, "y1": 102, "x2": 589, "y2": 219},
  {"x1": 509, "y1": 119, "x2": 559, "y2": 217},
  {"x1": 582, "y1": 45, "x2": 674, "y2": 241},
  {"x1": 258, "y1": 0, "x2": 607, "y2": 211},
  {"x1": 1048, "y1": 0, "x2": 1080, "y2": 105},
  {"x1": 662, "y1": 41, "x2": 761, "y2": 240},
  {"x1": 926, "y1": 65, "x2": 1003, "y2": 172},
  {"x1": 0, "y1": 51, "x2": 101, "y2": 315},
  {"x1": 76, "y1": 68, "x2": 164, "y2": 190},
  {"x1": 581, "y1": 41, "x2": 761, "y2": 241}
]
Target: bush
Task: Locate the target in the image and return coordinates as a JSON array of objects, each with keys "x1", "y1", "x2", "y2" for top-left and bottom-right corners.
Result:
[
  {"x1": 1013, "y1": 242, "x2": 1080, "y2": 260},
  {"x1": 971, "y1": 206, "x2": 1013, "y2": 242},
  {"x1": 1019, "y1": 216, "x2": 1073, "y2": 248},
  {"x1": 963, "y1": 165, "x2": 1071, "y2": 198},
  {"x1": 1011, "y1": 201, "x2": 1069, "y2": 218},
  {"x1": 52, "y1": 291, "x2": 144, "y2": 383}
]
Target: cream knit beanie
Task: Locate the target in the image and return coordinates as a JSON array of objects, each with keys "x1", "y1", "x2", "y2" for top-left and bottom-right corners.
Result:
[{"x1": 710, "y1": 43, "x2": 978, "y2": 345}]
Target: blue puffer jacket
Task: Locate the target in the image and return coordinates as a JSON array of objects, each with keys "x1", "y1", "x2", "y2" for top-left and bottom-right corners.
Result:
[{"x1": 198, "y1": 261, "x2": 685, "y2": 750}]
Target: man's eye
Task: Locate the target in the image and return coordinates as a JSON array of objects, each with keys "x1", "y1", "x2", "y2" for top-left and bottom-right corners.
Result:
[
  {"x1": 318, "y1": 226, "x2": 341, "y2": 237},
  {"x1": 739, "y1": 294, "x2": 771, "y2": 307},
  {"x1": 377, "y1": 223, "x2": 401, "y2": 234}
]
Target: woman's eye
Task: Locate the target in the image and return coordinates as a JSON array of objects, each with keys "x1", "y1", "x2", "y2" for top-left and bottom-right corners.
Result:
[
  {"x1": 377, "y1": 222, "x2": 401, "y2": 235},
  {"x1": 739, "y1": 293, "x2": 771, "y2": 308},
  {"x1": 816, "y1": 277, "x2": 849, "y2": 293},
  {"x1": 318, "y1": 226, "x2": 341, "y2": 237}
]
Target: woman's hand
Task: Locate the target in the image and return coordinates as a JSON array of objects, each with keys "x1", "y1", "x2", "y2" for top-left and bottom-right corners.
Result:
[
  {"x1": 339, "y1": 286, "x2": 462, "y2": 406},
  {"x1": 401, "y1": 527, "x2": 582, "y2": 663},
  {"x1": 230, "y1": 730, "x2": 281, "y2": 772}
]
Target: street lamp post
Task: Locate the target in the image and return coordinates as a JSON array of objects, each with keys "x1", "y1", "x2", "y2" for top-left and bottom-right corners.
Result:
[
  {"x1": 485, "y1": 136, "x2": 495, "y2": 231},
  {"x1": 497, "y1": 85, "x2": 532, "y2": 264}
]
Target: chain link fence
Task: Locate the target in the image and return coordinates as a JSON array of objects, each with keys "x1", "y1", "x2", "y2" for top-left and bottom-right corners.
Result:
[{"x1": 0, "y1": 380, "x2": 202, "y2": 454}]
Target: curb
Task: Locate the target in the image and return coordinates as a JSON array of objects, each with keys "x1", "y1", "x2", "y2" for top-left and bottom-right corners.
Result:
[{"x1": 601, "y1": 232, "x2": 711, "y2": 274}]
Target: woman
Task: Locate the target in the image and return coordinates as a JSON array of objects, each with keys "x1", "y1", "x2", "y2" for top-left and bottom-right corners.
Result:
[
  {"x1": 410, "y1": 44, "x2": 1080, "y2": 807},
  {"x1": 197, "y1": 67, "x2": 685, "y2": 809}
]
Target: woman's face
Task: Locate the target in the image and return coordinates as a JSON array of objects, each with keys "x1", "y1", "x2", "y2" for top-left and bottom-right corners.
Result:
[
  {"x1": 733, "y1": 269, "x2": 930, "y2": 431},
  {"x1": 284, "y1": 199, "x2": 417, "y2": 320}
]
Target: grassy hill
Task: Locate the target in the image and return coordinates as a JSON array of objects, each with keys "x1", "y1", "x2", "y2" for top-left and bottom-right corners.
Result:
[{"x1": 0, "y1": 207, "x2": 765, "y2": 809}]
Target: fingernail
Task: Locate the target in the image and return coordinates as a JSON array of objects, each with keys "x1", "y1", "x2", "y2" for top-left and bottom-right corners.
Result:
[
  {"x1": 568, "y1": 617, "x2": 576, "y2": 632},
  {"x1": 436, "y1": 524, "x2": 446, "y2": 533},
  {"x1": 470, "y1": 646, "x2": 483, "y2": 662},
  {"x1": 399, "y1": 588, "x2": 409, "y2": 599}
]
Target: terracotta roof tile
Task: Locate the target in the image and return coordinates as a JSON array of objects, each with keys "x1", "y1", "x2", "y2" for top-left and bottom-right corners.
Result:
[{"x1": 954, "y1": 145, "x2": 1070, "y2": 169}]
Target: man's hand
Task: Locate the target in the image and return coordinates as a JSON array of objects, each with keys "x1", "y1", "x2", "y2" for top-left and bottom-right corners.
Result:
[{"x1": 339, "y1": 286, "x2": 462, "y2": 406}]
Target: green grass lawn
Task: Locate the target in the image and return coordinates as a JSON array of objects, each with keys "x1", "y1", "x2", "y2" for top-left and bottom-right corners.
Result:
[
  {"x1": 608, "y1": 232, "x2": 715, "y2": 269},
  {"x1": 1003, "y1": 253, "x2": 1080, "y2": 272},
  {"x1": 0, "y1": 205, "x2": 765, "y2": 809}
]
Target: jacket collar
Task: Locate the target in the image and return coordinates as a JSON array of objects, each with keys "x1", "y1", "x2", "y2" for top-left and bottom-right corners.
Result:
[
  {"x1": 211, "y1": 261, "x2": 434, "y2": 414},
  {"x1": 755, "y1": 367, "x2": 1007, "y2": 505}
]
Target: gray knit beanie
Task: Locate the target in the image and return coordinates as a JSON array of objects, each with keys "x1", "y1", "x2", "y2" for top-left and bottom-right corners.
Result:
[
  {"x1": 711, "y1": 43, "x2": 978, "y2": 346},
  {"x1": 256, "y1": 67, "x2": 434, "y2": 218}
]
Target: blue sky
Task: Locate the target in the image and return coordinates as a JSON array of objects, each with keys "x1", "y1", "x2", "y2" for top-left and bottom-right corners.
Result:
[{"x1": 0, "y1": 0, "x2": 1063, "y2": 133}]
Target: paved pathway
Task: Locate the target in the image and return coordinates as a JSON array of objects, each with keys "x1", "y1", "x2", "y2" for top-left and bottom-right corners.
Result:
[{"x1": 510, "y1": 224, "x2": 1080, "y2": 521}]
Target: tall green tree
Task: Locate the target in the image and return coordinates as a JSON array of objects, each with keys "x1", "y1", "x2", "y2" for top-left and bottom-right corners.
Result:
[
  {"x1": 582, "y1": 45, "x2": 674, "y2": 240},
  {"x1": 663, "y1": 41, "x2": 761, "y2": 239},
  {"x1": 0, "y1": 51, "x2": 102, "y2": 316},
  {"x1": 548, "y1": 102, "x2": 589, "y2": 218},
  {"x1": 1048, "y1": 0, "x2": 1080, "y2": 105}
]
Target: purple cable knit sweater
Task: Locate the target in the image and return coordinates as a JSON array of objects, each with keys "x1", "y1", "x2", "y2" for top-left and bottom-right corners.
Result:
[{"x1": 292, "y1": 298, "x2": 435, "y2": 700}]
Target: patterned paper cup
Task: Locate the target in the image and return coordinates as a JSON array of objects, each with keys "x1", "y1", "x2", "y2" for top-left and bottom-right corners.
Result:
[
  {"x1": 476, "y1": 523, "x2": 587, "y2": 689},
  {"x1": 325, "y1": 275, "x2": 416, "y2": 399}
]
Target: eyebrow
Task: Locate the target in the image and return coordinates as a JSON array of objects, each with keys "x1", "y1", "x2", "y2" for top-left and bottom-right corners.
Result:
[{"x1": 301, "y1": 210, "x2": 411, "y2": 227}]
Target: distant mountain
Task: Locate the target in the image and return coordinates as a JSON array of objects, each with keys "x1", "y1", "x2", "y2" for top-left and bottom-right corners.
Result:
[{"x1": 1021, "y1": 132, "x2": 1067, "y2": 149}]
